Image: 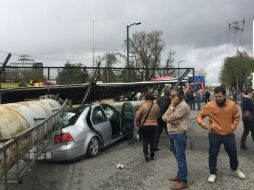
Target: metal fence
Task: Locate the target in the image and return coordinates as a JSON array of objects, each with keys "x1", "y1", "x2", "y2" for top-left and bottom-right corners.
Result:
[
  {"x1": 0, "y1": 66, "x2": 194, "y2": 85},
  {"x1": 0, "y1": 99, "x2": 69, "y2": 190}
]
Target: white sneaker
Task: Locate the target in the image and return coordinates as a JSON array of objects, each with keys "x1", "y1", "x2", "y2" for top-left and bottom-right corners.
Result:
[
  {"x1": 233, "y1": 169, "x2": 246, "y2": 179},
  {"x1": 207, "y1": 174, "x2": 217, "y2": 183}
]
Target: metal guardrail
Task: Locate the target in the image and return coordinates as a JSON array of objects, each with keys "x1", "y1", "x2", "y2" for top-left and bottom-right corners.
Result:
[
  {"x1": 0, "y1": 66, "x2": 194, "y2": 84},
  {"x1": 0, "y1": 99, "x2": 69, "y2": 190}
]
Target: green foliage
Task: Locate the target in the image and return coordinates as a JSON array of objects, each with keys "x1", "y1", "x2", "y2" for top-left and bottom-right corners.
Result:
[
  {"x1": 101, "y1": 68, "x2": 116, "y2": 82},
  {"x1": 23, "y1": 68, "x2": 44, "y2": 81},
  {"x1": 100, "y1": 53, "x2": 118, "y2": 82},
  {"x1": 5, "y1": 69, "x2": 21, "y2": 81},
  {"x1": 219, "y1": 52, "x2": 254, "y2": 90},
  {"x1": 103, "y1": 53, "x2": 117, "y2": 67},
  {"x1": 17, "y1": 80, "x2": 27, "y2": 87},
  {"x1": 56, "y1": 62, "x2": 89, "y2": 84},
  {"x1": 5, "y1": 68, "x2": 45, "y2": 82}
]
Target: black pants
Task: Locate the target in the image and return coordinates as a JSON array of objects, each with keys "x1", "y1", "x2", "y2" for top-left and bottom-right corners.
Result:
[
  {"x1": 142, "y1": 126, "x2": 156, "y2": 158},
  {"x1": 209, "y1": 132, "x2": 238, "y2": 174},
  {"x1": 155, "y1": 118, "x2": 167, "y2": 149},
  {"x1": 204, "y1": 98, "x2": 210, "y2": 104},
  {"x1": 190, "y1": 100, "x2": 195, "y2": 110},
  {"x1": 241, "y1": 121, "x2": 254, "y2": 147}
]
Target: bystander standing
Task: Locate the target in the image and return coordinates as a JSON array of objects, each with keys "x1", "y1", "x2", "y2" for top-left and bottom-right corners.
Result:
[
  {"x1": 163, "y1": 87, "x2": 190, "y2": 190},
  {"x1": 197, "y1": 86, "x2": 246, "y2": 183}
]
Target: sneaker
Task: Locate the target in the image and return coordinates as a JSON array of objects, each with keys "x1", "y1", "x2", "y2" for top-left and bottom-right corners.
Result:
[
  {"x1": 207, "y1": 174, "x2": 216, "y2": 183},
  {"x1": 233, "y1": 169, "x2": 246, "y2": 179}
]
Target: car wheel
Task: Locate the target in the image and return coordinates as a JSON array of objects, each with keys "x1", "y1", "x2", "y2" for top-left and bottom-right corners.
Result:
[{"x1": 87, "y1": 137, "x2": 100, "y2": 158}]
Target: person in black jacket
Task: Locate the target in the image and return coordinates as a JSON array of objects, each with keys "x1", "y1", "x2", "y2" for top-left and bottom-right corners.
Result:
[
  {"x1": 204, "y1": 89, "x2": 211, "y2": 104},
  {"x1": 240, "y1": 88, "x2": 254, "y2": 149},
  {"x1": 155, "y1": 87, "x2": 171, "y2": 151}
]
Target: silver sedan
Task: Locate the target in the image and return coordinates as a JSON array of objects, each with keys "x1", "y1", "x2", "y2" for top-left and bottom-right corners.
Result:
[{"x1": 44, "y1": 101, "x2": 141, "y2": 161}]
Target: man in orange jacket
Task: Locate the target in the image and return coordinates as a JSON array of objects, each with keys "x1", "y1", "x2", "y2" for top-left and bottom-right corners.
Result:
[{"x1": 196, "y1": 86, "x2": 246, "y2": 183}]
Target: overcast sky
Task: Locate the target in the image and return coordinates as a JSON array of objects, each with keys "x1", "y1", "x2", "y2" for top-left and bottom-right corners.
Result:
[{"x1": 0, "y1": 0, "x2": 253, "y2": 83}]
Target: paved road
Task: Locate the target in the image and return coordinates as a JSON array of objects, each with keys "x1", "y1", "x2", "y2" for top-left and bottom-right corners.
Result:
[{"x1": 13, "y1": 104, "x2": 254, "y2": 190}]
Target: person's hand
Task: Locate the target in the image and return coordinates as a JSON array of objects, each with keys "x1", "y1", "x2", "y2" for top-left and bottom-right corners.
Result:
[
  {"x1": 162, "y1": 115, "x2": 168, "y2": 122},
  {"x1": 199, "y1": 121, "x2": 208, "y2": 130}
]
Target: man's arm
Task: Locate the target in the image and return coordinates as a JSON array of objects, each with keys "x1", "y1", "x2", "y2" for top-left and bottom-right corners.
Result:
[
  {"x1": 167, "y1": 104, "x2": 189, "y2": 121},
  {"x1": 162, "y1": 104, "x2": 173, "y2": 123},
  {"x1": 196, "y1": 104, "x2": 210, "y2": 130}
]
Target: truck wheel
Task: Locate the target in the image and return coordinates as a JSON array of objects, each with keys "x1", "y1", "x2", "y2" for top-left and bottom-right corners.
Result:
[{"x1": 87, "y1": 137, "x2": 100, "y2": 158}]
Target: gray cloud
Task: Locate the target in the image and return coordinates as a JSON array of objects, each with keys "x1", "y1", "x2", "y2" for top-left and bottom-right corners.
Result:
[{"x1": 0, "y1": 0, "x2": 253, "y2": 82}]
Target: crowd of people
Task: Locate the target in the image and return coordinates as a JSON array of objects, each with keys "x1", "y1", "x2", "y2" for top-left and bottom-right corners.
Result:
[
  {"x1": 182, "y1": 87, "x2": 210, "y2": 111},
  {"x1": 135, "y1": 85, "x2": 252, "y2": 190}
]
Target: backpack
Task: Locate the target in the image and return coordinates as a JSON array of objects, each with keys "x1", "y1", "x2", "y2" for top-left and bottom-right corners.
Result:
[
  {"x1": 241, "y1": 98, "x2": 254, "y2": 122},
  {"x1": 242, "y1": 111, "x2": 253, "y2": 122}
]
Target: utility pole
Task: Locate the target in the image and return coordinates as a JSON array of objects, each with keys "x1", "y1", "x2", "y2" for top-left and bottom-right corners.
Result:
[
  {"x1": 228, "y1": 18, "x2": 245, "y2": 53},
  {"x1": 92, "y1": 19, "x2": 95, "y2": 68},
  {"x1": 126, "y1": 22, "x2": 141, "y2": 81},
  {"x1": 177, "y1": 60, "x2": 185, "y2": 79}
]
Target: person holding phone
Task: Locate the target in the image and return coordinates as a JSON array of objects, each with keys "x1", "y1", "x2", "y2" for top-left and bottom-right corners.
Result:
[{"x1": 162, "y1": 87, "x2": 190, "y2": 190}]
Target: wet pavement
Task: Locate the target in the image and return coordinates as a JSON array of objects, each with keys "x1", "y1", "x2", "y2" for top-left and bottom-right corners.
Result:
[{"x1": 10, "y1": 104, "x2": 254, "y2": 190}]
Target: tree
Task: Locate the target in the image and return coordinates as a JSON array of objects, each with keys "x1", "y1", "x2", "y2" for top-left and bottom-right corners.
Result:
[
  {"x1": 219, "y1": 52, "x2": 254, "y2": 91},
  {"x1": 100, "y1": 53, "x2": 118, "y2": 82},
  {"x1": 22, "y1": 68, "x2": 45, "y2": 82},
  {"x1": 102, "y1": 53, "x2": 117, "y2": 67},
  {"x1": 4, "y1": 68, "x2": 44, "y2": 82},
  {"x1": 129, "y1": 31, "x2": 164, "y2": 80},
  {"x1": 56, "y1": 62, "x2": 89, "y2": 84},
  {"x1": 158, "y1": 51, "x2": 175, "y2": 77}
]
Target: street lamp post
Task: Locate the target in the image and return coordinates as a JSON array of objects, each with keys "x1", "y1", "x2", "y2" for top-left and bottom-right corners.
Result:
[
  {"x1": 177, "y1": 60, "x2": 185, "y2": 79},
  {"x1": 126, "y1": 22, "x2": 141, "y2": 81}
]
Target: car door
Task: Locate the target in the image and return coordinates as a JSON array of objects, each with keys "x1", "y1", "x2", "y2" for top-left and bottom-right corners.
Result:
[
  {"x1": 101, "y1": 104, "x2": 122, "y2": 138},
  {"x1": 91, "y1": 105, "x2": 112, "y2": 144},
  {"x1": 121, "y1": 102, "x2": 135, "y2": 138}
]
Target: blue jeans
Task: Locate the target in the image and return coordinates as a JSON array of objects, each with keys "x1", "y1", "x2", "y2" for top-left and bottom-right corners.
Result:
[
  {"x1": 168, "y1": 133, "x2": 188, "y2": 183},
  {"x1": 208, "y1": 132, "x2": 238, "y2": 174}
]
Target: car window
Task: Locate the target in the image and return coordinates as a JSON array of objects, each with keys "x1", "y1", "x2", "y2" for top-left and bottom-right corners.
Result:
[
  {"x1": 122, "y1": 104, "x2": 134, "y2": 120},
  {"x1": 92, "y1": 107, "x2": 107, "y2": 125},
  {"x1": 102, "y1": 105, "x2": 118, "y2": 119},
  {"x1": 68, "y1": 106, "x2": 89, "y2": 125}
]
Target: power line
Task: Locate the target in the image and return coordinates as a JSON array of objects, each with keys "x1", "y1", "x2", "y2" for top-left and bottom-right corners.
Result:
[{"x1": 0, "y1": 49, "x2": 92, "y2": 63}]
